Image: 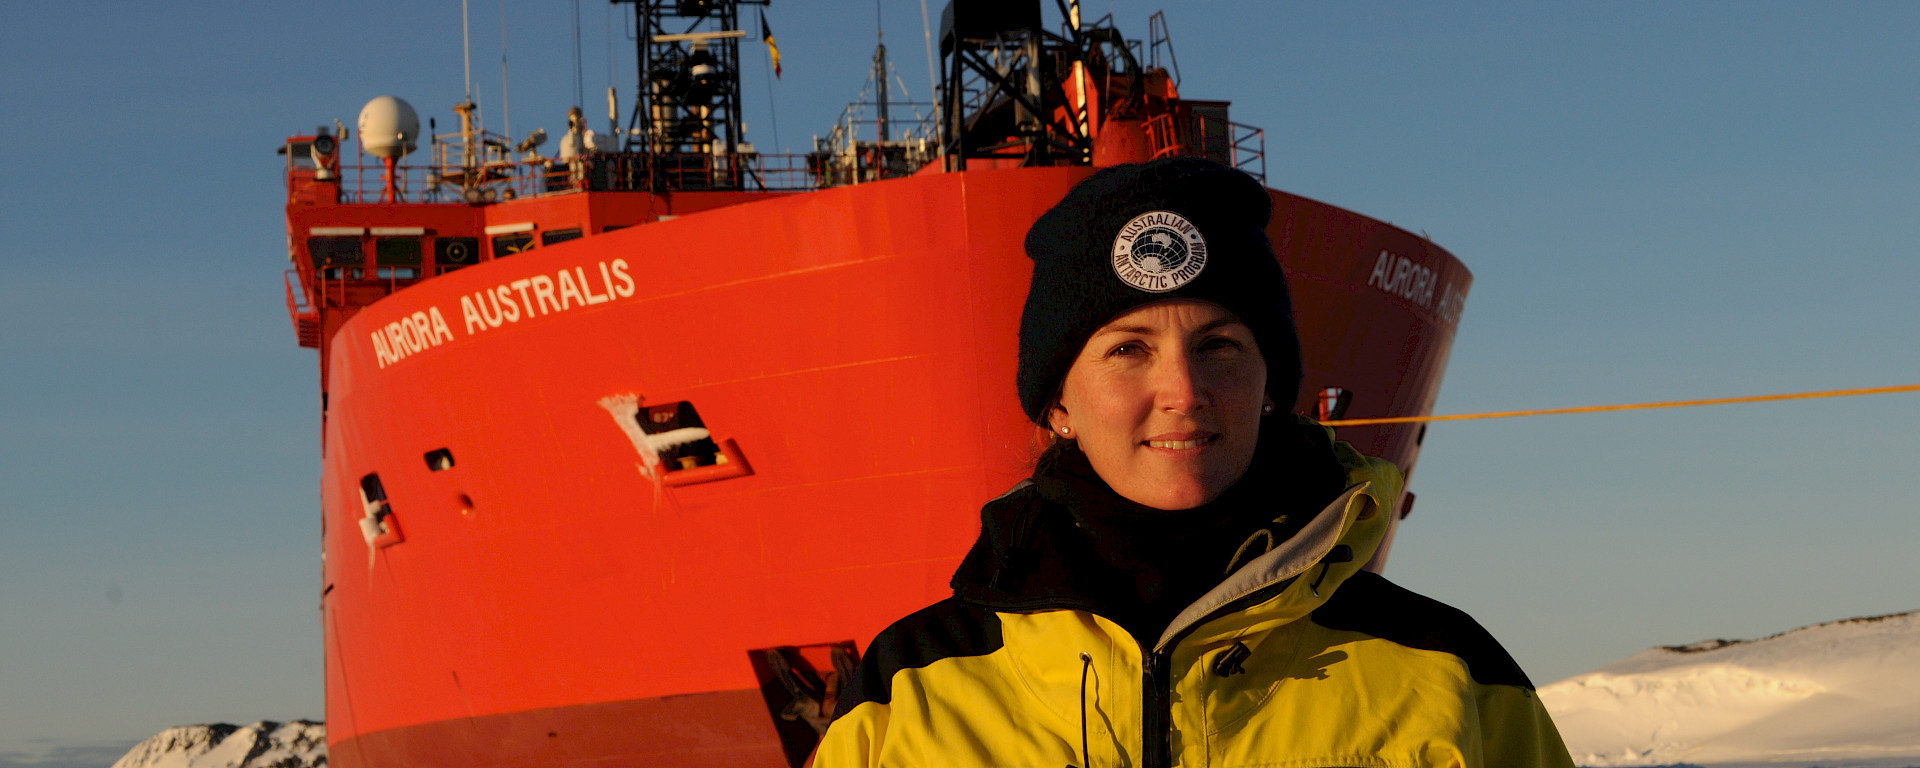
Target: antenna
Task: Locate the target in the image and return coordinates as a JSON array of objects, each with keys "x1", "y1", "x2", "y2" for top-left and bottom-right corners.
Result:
[
  {"x1": 499, "y1": 0, "x2": 512, "y2": 141},
  {"x1": 462, "y1": 0, "x2": 473, "y2": 103},
  {"x1": 572, "y1": 0, "x2": 584, "y2": 109},
  {"x1": 875, "y1": 0, "x2": 886, "y2": 142},
  {"x1": 874, "y1": 41, "x2": 890, "y2": 142},
  {"x1": 920, "y1": 0, "x2": 939, "y2": 151},
  {"x1": 606, "y1": 1, "x2": 619, "y2": 146}
]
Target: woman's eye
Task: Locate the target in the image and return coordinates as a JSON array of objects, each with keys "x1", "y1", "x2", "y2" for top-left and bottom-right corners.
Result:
[
  {"x1": 1108, "y1": 342, "x2": 1144, "y2": 357},
  {"x1": 1199, "y1": 336, "x2": 1243, "y2": 353}
]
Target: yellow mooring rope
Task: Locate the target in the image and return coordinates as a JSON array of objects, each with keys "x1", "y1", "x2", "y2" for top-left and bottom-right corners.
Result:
[{"x1": 1321, "y1": 383, "x2": 1920, "y2": 427}]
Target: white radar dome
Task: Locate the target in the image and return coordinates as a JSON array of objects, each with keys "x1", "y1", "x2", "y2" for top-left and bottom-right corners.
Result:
[{"x1": 357, "y1": 96, "x2": 420, "y2": 159}]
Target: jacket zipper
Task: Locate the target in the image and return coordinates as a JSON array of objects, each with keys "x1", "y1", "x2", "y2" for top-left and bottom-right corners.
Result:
[
  {"x1": 1138, "y1": 574, "x2": 1304, "y2": 768},
  {"x1": 1141, "y1": 646, "x2": 1173, "y2": 768}
]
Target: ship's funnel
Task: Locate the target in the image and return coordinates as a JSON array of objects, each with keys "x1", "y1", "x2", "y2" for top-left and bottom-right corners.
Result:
[{"x1": 358, "y1": 95, "x2": 421, "y2": 159}]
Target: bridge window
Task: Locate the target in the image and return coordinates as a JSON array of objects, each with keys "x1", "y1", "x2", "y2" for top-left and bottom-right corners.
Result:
[
  {"x1": 492, "y1": 232, "x2": 535, "y2": 257},
  {"x1": 376, "y1": 237, "x2": 422, "y2": 266},
  {"x1": 541, "y1": 227, "x2": 583, "y2": 246},
  {"x1": 308, "y1": 236, "x2": 364, "y2": 268},
  {"x1": 286, "y1": 141, "x2": 317, "y2": 170},
  {"x1": 435, "y1": 237, "x2": 480, "y2": 268}
]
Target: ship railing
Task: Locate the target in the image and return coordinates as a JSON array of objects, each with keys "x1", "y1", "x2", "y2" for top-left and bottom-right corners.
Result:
[
  {"x1": 804, "y1": 140, "x2": 941, "y2": 187},
  {"x1": 818, "y1": 101, "x2": 939, "y2": 158},
  {"x1": 633, "y1": 151, "x2": 821, "y2": 193},
  {"x1": 317, "y1": 151, "x2": 829, "y2": 202},
  {"x1": 1142, "y1": 111, "x2": 1266, "y2": 181},
  {"x1": 284, "y1": 269, "x2": 313, "y2": 317},
  {"x1": 284, "y1": 270, "x2": 321, "y2": 348},
  {"x1": 294, "y1": 264, "x2": 428, "y2": 313},
  {"x1": 286, "y1": 266, "x2": 433, "y2": 347},
  {"x1": 809, "y1": 99, "x2": 942, "y2": 185},
  {"x1": 326, "y1": 161, "x2": 450, "y2": 204},
  {"x1": 329, "y1": 157, "x2": 555, "y2": 203}
]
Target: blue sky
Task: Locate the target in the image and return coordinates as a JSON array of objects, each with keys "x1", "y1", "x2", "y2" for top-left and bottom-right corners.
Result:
[{"x1": 3, "y1": 1, "x2": 1917, "y2": 764}]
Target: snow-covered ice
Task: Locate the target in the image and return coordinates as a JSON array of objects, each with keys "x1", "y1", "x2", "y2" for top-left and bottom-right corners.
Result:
[
  {"x1": 110, "y1": 721, "x2": 323, "y2": 768},
  {"x1": 1540, "y1": 609, "x2": 1920, "y2": 767}
]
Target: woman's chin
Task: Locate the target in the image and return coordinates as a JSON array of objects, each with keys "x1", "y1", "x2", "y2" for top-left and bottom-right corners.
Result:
[
  {"x1": 1089, "y1": 440, "x2": 1255, "y2": 510},
  {"x1": 1113, "y1": 479, "x2": 1218, "y2": 511}
]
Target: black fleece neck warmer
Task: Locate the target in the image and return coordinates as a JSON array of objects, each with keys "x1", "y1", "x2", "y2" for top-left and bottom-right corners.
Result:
[{"x1": 951, "y1": 415, "x2": 1348, "y2": 646}]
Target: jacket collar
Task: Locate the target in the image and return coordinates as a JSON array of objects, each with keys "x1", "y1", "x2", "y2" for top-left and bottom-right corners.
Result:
[
  {"x1": 951, "y1": 422, "x2": 1402, "y2": 648},
  {"x1": 1155, "y1": 483, "x2": 1365, "y2": 649},
  {"x1": 1157, "y1": 441, "x2": 1398, "y2": 650}
]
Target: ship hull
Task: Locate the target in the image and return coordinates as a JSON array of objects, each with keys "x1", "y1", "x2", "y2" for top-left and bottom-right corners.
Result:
[
  {"x1": 318, "y1": 167, "x2": 1469, "y2": 766},
  {"x1": 332, "y1": 690, "x2": 778, "y2": 767}
]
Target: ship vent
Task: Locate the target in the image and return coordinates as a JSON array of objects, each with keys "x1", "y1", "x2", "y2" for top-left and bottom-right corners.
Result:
[
  {"x1": 748, "y1": 641, "x2": 860, "y2": 768},
  {"x1": 639, "y1": 402, "x2": 721, "y2": 469},
  {"x1": 1317, "y1": 386, "x2": 1353, "y2": 422},
  {"x1": 602, "y1": 397, "x2": 754, "y2": 485},
  {"x1": 360, "y1": 473, "x2": 388, "y2": 508},
  {"x1": 295, "y1": 317, "x2": 321, "y2": 348},
  {"x1": 357, "y1": 473, "x2": 404, "y2": 548},
  {"x1": 424, "y1": 448, "x2": 456, "y2": 471}
]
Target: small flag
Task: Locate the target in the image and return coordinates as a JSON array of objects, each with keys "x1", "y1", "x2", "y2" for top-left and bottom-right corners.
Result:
[{"x1": 761, "y1": 10, "x2": 782, "y2": 79}]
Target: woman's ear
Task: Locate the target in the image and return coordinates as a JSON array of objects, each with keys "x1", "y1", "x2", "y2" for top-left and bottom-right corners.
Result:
[{"x1": 1047, "y1": 404, "x2": 1072, "y2": 437}]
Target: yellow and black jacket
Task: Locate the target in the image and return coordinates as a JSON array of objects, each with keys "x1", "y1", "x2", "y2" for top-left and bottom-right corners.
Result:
[{"x1": 815, "y1": 434, "x2": 1574, "y2": 768}]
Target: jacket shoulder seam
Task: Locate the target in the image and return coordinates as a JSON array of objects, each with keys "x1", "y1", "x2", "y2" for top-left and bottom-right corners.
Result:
[
  {"x1": 833, "y1": 597, "x2": 1005, "y2": 718},
  {"x1": 1308, "y1": 571, "x2": 1534, "y2": 690}
]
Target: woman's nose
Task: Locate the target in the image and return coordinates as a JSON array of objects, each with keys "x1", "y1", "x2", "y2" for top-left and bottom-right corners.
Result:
[{"x1": 1154, "y1": 352, "x2": 1209, "y2": 413}]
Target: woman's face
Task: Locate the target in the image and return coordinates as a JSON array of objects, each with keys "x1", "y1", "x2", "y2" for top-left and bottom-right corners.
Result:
[{"x1": 1048, "y1": 300, "x2": 1270, "y2": 510}]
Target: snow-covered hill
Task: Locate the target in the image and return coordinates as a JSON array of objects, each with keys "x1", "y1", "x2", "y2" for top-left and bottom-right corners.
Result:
[
  {"x1": 1540, "y1": 610, "x2": 1920, "y2": 767},
  {"x1": 110, "y1": 721, "x2": 323, "y2": 768}
]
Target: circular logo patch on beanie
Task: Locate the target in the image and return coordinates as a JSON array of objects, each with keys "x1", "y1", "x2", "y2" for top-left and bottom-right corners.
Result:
[{"x1": 1110, "y1": 211, "x2": 1208, "y2": 293}]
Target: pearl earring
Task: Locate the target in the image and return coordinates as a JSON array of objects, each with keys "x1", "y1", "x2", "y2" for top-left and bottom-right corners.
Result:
[
  {"x1": 1059, "y1": 426, "x2": 1071, "y2": 436},
  {"x1": 1261, "y1": 403, "x2": 1275, "y2": 415}
]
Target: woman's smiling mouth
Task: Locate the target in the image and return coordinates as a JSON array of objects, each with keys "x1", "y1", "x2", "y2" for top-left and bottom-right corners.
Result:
[{"x1": 1144, "y1": 433, "x2": 1220, "y2": 450}]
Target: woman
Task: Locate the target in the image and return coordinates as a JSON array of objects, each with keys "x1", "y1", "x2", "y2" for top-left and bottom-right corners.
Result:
[{"x1": 813, "y1": 158, "x2": 1572, "y2": 767}]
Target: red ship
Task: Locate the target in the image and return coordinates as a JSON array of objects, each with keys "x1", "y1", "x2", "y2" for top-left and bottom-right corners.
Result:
[{"x1": 279, "y1": 3, "x2": 1471, "y2": 766}]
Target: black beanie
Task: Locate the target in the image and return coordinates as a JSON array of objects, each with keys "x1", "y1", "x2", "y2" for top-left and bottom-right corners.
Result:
[{"x1": 1016, "y1": 157, "x2": 1302, "y2": 424}]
